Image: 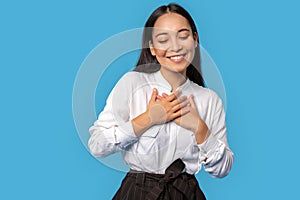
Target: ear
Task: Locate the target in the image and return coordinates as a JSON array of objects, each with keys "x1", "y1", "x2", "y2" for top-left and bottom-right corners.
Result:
[
  {"x1": 149, "y1": 41, "x2": 156, "y2": 56},
  {"x1": 193, "y1": 32, "x2": 199, "y2": 48}
]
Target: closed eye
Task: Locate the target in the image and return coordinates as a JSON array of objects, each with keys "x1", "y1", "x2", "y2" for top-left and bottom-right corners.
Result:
[
  {"x1": 179, "y1": 36, "x2": 188, "y2": 40},
  {"x1": 178, "y1": 33, "x2": 190, "y2": 40},
  {"x1": 158, "y1": 40, "x2": 168, "y2": 44}
]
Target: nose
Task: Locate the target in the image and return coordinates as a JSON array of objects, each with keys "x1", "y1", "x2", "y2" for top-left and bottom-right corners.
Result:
[{"x1": 170, "y1": 37, "x2": 182, "y2": 53}]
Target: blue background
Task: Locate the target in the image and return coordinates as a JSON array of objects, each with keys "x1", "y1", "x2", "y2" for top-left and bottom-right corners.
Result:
[{"x1": 1, "y1": 0, "x2": 299, "y2": 199}]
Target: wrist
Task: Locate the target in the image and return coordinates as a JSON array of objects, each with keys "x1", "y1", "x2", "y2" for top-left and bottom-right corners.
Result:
[
  {"x1": 142, "y1": 110, "x2": 154, "y2": 127},
  {"x1": 191, "y1": 118, "x2": 202, "y2": 133},
  {"x1": 132, "y1": 111, "x2": 153, "y2": 137},
  {"x1": 194, "y1": 119, "x2": 210, "y2": 144}
]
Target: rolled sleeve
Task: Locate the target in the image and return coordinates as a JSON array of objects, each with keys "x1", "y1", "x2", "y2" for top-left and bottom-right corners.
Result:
[
  {"x1": 116, "y1": 121, "x2": 138, "y2": 149},
  {"x1": 88, "y1": 72, "x2": 139, "y2": 157},
  {"x1": 195, "y1": 90, "x2": 234, "y2": 178},
  {"x1": 197, "y1": 133, "x2": 219, "y2": 161}
]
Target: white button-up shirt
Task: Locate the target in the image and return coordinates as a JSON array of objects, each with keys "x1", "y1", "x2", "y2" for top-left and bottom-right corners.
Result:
[{"x1": 88, "y1": 70, "x2": 233, "y2": 177}]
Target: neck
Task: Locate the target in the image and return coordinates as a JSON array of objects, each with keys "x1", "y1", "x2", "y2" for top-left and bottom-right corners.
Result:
[{"x1": 160, "y1": 68, "x2": 187, "y2": 92}]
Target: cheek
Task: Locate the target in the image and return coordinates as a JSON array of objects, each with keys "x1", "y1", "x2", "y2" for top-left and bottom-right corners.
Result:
[{"x1": 154, "y1": 49, "x2": 167, "y2": 57}]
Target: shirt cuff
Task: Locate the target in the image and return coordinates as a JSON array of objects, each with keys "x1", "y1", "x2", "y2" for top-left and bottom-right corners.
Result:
[
  {"x1": 115, "y1": 121, "x2": 138, "y2": 149},
  {"x1": 196, "y1": 133, "x2": 219, "y2": 162}
]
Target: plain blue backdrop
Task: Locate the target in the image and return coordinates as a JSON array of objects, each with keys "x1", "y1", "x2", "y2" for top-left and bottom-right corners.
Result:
[{"x1": 1, "y1": 0, "x2": 300, "y2": 199}]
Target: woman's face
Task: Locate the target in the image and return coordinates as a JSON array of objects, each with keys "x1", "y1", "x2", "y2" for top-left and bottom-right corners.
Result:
[{"x1": 150, "y1": 12, "x2": 197, "y2": 76}]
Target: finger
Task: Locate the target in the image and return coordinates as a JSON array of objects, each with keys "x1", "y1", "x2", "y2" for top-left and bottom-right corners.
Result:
[
  {"x1": 172, "y1": 99, "x2": 189, "y2": 112},
  {"x1": 167, "y1": 92, "x2": 181, "y2": 102},
  {"x1": 156, "y1": 95, "x2": 162, "y2": 101},
  {"x1": 170, "y1": 95, "x2": 187, "y2": 106},
  {"x1": 171, "y1": 106, "x2": 190, "y2": 119},
  {"x1": 162, "y1": 93, "x2": 168, "y2": 98},
  {"x1": 181, "y1": 107, "x2": 191, "y2": 116},
  {"x1": 165, "y1": 89, "x2": 182, "y2": 102},
  {"x1": 173, "y1": 89, "x2": 182, "y2": 97},
  {"x1": 165, "y1": 93, "x2": 176, "y2": 102},
  {"x1": 149, "y1": 88, "x2": 158, "y2": 103},
  {"x1": 189, "y1": 94, "x2": 196, "y2": 108}
]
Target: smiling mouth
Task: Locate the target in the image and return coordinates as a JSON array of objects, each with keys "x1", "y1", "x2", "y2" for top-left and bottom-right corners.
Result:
[{"x1": 167, "y1": 53, "x2": 186, "y2": 63}]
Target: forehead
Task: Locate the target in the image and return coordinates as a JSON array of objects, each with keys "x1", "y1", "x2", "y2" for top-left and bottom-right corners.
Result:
[{"x1": 153, "y1": 12, "x2": 191, "y2": 33}]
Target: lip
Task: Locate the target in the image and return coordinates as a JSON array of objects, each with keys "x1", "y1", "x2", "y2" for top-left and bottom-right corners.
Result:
[{"x1": 167, "y1": 53, "x2": 186, "y2": 63}]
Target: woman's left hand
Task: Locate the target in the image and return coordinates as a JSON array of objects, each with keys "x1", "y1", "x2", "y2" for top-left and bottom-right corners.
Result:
[{"x1": 158, "y1": 93, "x2": 210, "y2": 144}]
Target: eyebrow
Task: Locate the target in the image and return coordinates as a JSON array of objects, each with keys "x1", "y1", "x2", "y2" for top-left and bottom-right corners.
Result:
[
  {"x1": 154, "y1": 28, "x2": 191, "y2": 38},
  {"x1": 178, "y1": 28, "x2": 191, "y2": 33},
  {"x1": 154, "y1": 32, "x2": 168, "y2": 38}
]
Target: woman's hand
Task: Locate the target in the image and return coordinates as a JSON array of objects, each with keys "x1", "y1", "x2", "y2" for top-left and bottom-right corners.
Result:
[
  {"x1": 160, "y1": 93, "x2": 210, "y2": 144},
  {"x1": 146, "y1": 88, "x2": 190, "y2": 125},
  {"x1": 132, "y1": 88, "x2": 189, "y2": 136}
]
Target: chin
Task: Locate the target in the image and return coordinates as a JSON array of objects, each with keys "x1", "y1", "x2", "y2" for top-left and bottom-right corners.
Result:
[
  {"x1": 165, "y1": 66, "x2": 188, "y2": 74},
  {"x1": 170, "y1": 64, "x2": 189, "y2": 72}
]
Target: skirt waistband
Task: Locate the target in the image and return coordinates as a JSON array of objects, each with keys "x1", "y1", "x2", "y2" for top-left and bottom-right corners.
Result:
[{"x1": 124, "y1": 159, "x2": 206, "y2": 200}]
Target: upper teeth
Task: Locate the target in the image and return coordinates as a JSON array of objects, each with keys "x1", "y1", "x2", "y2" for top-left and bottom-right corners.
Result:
[{"x1": 170, "y1": 56, "x2": 183, "y2": 60}]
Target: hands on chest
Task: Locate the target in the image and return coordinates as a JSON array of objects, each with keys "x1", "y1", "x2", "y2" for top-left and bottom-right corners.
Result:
[{"x1": 132, "y1": 88, "x2": 210, "y2": 144}]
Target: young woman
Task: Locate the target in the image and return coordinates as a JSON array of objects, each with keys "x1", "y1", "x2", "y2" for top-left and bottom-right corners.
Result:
[{"x1": 89, "y1": 3, "x2": 234, "y2": 199}]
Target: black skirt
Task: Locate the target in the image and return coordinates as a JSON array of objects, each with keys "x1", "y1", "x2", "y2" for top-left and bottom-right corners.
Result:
[{"x1": 112, "y1": 159, "x2": 206, "y2": 200}]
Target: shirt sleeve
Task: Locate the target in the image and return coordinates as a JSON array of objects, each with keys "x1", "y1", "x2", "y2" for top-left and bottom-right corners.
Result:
[
  {"x1": 88, "y1": 72, "x2": 138, "y2": 158},
  {"x1": 197, "y1": 90, "x2": 234, "y2": 178}
]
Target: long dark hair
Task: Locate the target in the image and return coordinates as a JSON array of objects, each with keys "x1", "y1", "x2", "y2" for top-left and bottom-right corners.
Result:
[{"x1": 134, "y1": 3, "x2": 205, "y2": 87}]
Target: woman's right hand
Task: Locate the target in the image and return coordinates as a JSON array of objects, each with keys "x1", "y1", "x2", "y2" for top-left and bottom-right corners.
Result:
[
  {"x1": 146, "y1": 88, "x2": 190, "y2": 125},
  {"x1": 132, "y1": 88, "x2": 189, "y2": 136}
]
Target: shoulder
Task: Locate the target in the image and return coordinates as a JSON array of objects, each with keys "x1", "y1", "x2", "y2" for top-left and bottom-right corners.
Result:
[
  {"x1": 113, "y1": 71, "x2": 152, "y2": 94},
  {"x1": 189, "y1": 81, "x2": 223, "y2": 104},
  {"x1": 118, "y1": 71, "x2": 149, "y2": 84},
  {"x1": 118, "y1": 71, "x2": 141, "y2": 81},
  {"x1": 189, "y1": 81, "x2": 217, "y2": 98}
]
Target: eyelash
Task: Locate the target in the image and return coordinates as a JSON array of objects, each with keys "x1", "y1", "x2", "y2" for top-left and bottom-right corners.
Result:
[
  {"x1": 157, "y1": 35, "x2": 189, "y2": 44},
  {"x1": 158, "y1": 40, "x2": 168, "y2": 44},
  {"x1": 179, "y1": 35, "x2": 189, "y2": 40}
]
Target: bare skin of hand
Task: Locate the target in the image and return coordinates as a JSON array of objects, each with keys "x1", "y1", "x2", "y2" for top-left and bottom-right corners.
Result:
[
  {"x1": 147, "y1": 88, "x2": 190, "y2": 125},
  {"x1": 132, "y1": 88, "x2": 190, "y2": 137},
  {"x1": 159, "y1": 93, "x2": 211, "y2": 144}
]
